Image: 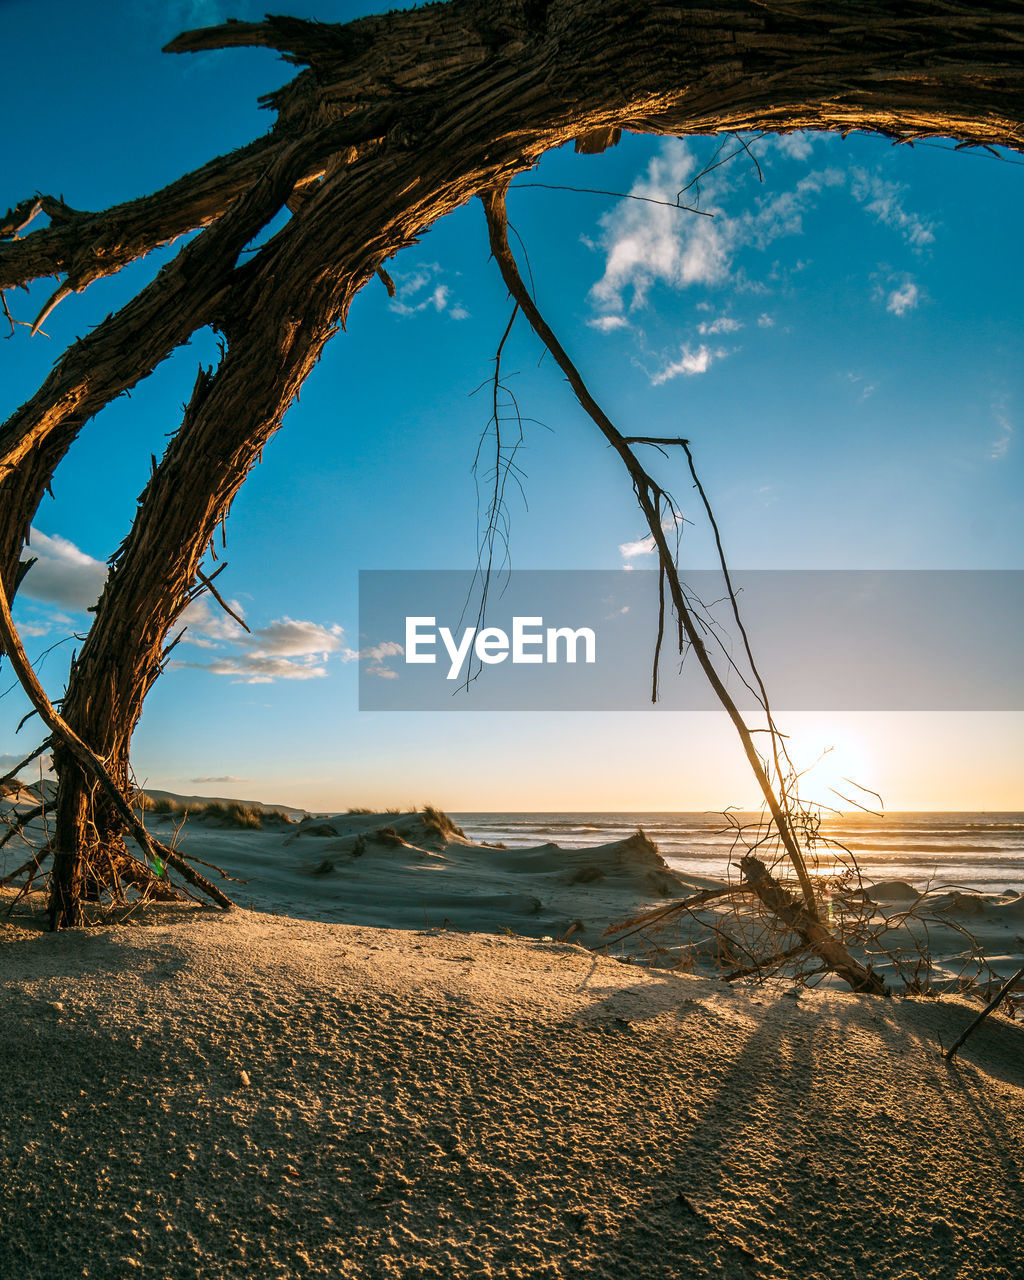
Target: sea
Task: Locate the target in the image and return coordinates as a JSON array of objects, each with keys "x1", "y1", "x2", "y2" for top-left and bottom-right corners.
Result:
[{"x1": 452, "y1": 812, "x2": 1024, "y2": 896}]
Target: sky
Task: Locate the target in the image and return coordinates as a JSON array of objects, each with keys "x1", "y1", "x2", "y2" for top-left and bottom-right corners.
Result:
[{"x1": 1, "y1": 0, "x2": 1022, "y2": 813}]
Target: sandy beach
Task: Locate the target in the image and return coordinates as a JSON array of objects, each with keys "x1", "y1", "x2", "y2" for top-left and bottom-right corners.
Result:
[
  {"x1": 2, "y1": 902, "x2": 1023, "y2": 1279},
  {"x1": 2, "y1": 800, "x2": 1024, "y2": 1278}
]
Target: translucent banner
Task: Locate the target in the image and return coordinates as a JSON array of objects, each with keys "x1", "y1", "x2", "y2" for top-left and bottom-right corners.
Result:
[{"x1": 357, "y1": 570, "x2": 1024, "y2": 711}]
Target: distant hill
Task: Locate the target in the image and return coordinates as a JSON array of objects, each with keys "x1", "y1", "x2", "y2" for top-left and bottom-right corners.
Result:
[
  {"x1": 144, "y1": 788, "x2": 309, "y2": 820},
  {"x1": 1, "y1": 778, "x2": 308, "y2": 821}
]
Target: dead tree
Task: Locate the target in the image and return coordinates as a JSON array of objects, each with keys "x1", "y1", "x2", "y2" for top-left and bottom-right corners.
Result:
[{"x1": 1, "y1": 1, "x2": 1023, "y2": 927}]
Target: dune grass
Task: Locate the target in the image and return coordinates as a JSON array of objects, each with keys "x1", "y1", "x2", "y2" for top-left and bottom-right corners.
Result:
[{"x1": 200, "y1": 801, "x2": 264, "y2": 829}]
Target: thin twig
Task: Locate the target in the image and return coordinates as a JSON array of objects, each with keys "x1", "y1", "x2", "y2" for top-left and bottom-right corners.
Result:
[
  {"x1": 944, "y1": 966, "x2": 1024, "y2": 1060},
  {"x1": 195, "y1": 567, "x2": 250, "y2": 632}
]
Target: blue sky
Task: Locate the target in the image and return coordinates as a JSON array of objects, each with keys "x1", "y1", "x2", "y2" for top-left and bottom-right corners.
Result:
[{"x1": 1, "y1": 0, "x2": 1022, "y2": 811}]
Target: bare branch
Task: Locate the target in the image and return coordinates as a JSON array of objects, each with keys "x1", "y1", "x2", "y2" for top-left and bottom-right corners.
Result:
[
  {"x1": 480, "y1": 183, "x2": 821, "y2": 917},
  {"x1": 195, "y1": 567, "x2": 250, "y2": 633}
]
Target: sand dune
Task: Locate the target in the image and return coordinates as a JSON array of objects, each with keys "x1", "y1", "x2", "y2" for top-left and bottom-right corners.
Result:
[
  {"x1": 123, "y1": 806, "x2": 710, "y2": 944},
  {"x1": 4, "y1": 799, "x2": 1024, "y2": 980}
]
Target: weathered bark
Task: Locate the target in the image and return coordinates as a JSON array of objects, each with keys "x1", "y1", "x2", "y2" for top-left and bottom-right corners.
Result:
[
  {"x1": 0, "y1": 0, "x2": 1019, "y2": 923},
  {"x1": 0, "y1": 121, "x2": 385, "y2": 613},
  {"x1": 0, "y1": 141, "x2": 274, "y2": 292},
  {"x1": 0, "y1": 563, "x2": 231, "y2": 926}
]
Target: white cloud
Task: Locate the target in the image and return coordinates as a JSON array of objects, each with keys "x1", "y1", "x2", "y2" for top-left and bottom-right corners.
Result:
[
  {"x1": 587, "y1": 314, "x2": 630, "y2": 332},
  {"x1": 179, "y1": 609, "x2": 354, "y2": 684},
  {"x1": 770, "y1": 132, "x2": 814, "y2": 161},
  {"x1": 845, "y1": 372, "x2": 877, "y2": 401},
  {"x1": 185, "y1": 654, "x2": 329, "y2": 684},
  {"x1": 18, "y1": 621, "x2": 51, "y2": 638},
  {"x1": 587, "y1": 143, "x2": 939, "y2": 343},
  {"x1": 697, "y1": 316, "x2": 743, "y2": 336},
  {"x1": 190, "y1": 775, "x2": 248, "y2": 784},
  {"x1": 618, "y1": 535, "x2": 657, "y2": 559},
  {"x1": 587, "y1": 140, "x2": 846, "y2": 325},
  {"x1": 650, "y1": 343, "x2": 727, "y2": 385},
  {"x1": 243, "y1": 617, "x2": 346, "y2": 658},
  {"x1": 851, "y1": 170, "x2": 936, "y2": 247},
  {"x1": 18, "y1": 529, "x2": 107, "y2": 611},
  {"x1": 740, "y1": 168, "x2": 845, "y2": 250},
  {"x1": 886, "y1": 281, "x2": 919, "y2": 316},
  {"x1": 388, "y1": 263, "x2": 469, "y2": 320},
  {"x1": 589, "y1": 140, "x2": 732, "y2": 318},
  {"x1": 757, "y1": 313, "x2": 775, "y2": 328},
  {"x1": 359, "y1": 639, "x2": 404, "y2": 679},
  {"x1": 179, "y1": 595, "x2": 248, "y2": 647},
  {"x1": 363, "y1": 640, "x2": 404, "y2": 663}
]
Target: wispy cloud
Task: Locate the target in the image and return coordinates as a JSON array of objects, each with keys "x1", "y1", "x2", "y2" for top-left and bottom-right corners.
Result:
[
  {"x1": 179, "y1": 595, "x2": 248, "y2": 648},
  {"x1": 184, "y1": 654, "x2": 331, "y2": 684},
  {"x1": 739, "y1": 168, "x2": 845, "y2": 251},
  {"x1": 587, "y1": 140, "x2": 846, "y2": 326},
  {"x1": 617, "y1": 510, "x2": 684, "y2": 564},
  {"x1": 388, "y1": 263, "x2": 469, "y2": 320},
  {"x1": 180, "y1": 610, "x2": 354, "y2": 684},
  {"x1": 190, "y1": 775, "x2": 248, "y2": 784},
  {"x1": 650, "y1": 343, "x2": 728, "y2": 385},
  {"x1": 845, "y1": 371, "x2": 877, "y2": 401},
  {"x1": 363, "y1": 640, "x2": 404, "y2": 662},
  {"x1": 885, "y1": 279, "x2": 920, "y2": 316},
  {"x1": 587, "y1": 314, "x2": 630, "y2": 332},
  {"x1": 18, "y1": 529, "x2": 107, "y2": 611},
  {"x1": 589, "y1": 140, "x2": 732, "y2": 318},
  {"x1": 769, "y1": 132, "x2": 814, "y2": 161},
  {"x1": 361, "y1": 638, "x2": 405, "y2": 679},
  {"x1": 586, "y1": 141, "x2": 939, "y2": 344},
  {"x1": 851, "y1": 169, "x2": 936, "y2": 248},
  {"x1": 990, "y1": 400, "x2": 1014, "y2": 460},
  {"x1": 618, "y1": 535, "x2": 657, "y2": 560},
  {"x1": 697, "y1": 316, "x2": 742, "y2": 336}
]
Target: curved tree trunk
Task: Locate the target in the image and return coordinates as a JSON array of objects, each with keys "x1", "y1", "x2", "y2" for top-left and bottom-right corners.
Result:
[{"x1": 0, "y1": 0, "x2": 1018, "y2": 924}]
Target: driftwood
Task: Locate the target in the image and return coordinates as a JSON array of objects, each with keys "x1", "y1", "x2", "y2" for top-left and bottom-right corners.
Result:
[
  {"x1": 944, "y1": 965, "x2": 1024, "y2": 1060},
  {"x1": 603, "y1": 883, "x2": 759, "y2": 946},
  {"x1": 0, "y1": 2, "x2": 1022, "y2": 925},
  {"x1": 739, "y1": 856, "x2": 886, "y2": 995}
]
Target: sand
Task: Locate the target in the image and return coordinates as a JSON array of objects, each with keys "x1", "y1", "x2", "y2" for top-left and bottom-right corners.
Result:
[
  {"x1": 3, "y1": 801, "x2": 1024, "y2": 1277},
  {"x1": 2, "y1": 903, "x2": 1023, "y2": 1279}
]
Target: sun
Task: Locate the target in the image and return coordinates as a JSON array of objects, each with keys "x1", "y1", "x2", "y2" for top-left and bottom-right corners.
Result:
[{"x1": 781, "y1": 722, "x2": 880, "y2": 812}]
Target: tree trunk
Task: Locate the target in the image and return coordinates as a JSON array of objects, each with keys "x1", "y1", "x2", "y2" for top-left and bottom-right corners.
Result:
[{"x1": 1, "y1": 0, "x2": 1020, "y2": 923}]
